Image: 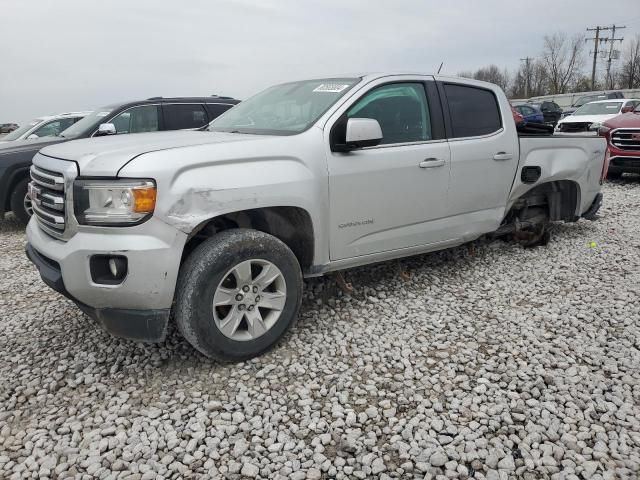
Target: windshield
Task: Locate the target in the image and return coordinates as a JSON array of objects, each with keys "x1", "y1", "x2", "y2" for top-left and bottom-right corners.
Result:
[
  {"x1": 59, "y1": 108, "x2": 113, "y2": 138},
  {"x1": 209, "y1": 77, "x2": 360, "y2": 135},
  {"x1": 3, "y1": 120, "x2": 40, "y2": 141},
  {"x1": 573, "y1": 95, "x2": 604, "y2": 108},
  {"x1": 572, "y1": 102, "x2": 623, "y2": 116}
]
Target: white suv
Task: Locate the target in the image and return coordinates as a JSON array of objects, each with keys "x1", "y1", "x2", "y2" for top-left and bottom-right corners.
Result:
[{"x1": 0, "y1": 111, "x2": 90, "y2": 143}]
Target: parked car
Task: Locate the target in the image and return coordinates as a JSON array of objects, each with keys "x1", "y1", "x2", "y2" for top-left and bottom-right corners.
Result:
[
  {"x1": 0, "y1": 112, "x2": 89, "y2": 144},
  {"x1": 561, "y1": 91, "x2": 625, "y2": 118},
  {"x1": 555, "y1": 99, "x2": 640, "y2": 134},
  {"x1": 510, "y1": 104, "x2": 525, "y2": 125},
  {"x1": 0, "y1": 96, "x2": 239, "y2": 224},
  {"x1": 25, "y1": 74, "x2": 606, "y2": 361},
  {"x1": 528, "y1": 101, "x2": 563, "y2": 126},
  {"x1": 598, "y1": 103, "x2": 640, "y2": 178},
  {"x1": 0, "y1": 123, "x2": 19, "y2": 134},
  {"x1": 513, "y1": 104, "x2": 544, "y2": 124}
]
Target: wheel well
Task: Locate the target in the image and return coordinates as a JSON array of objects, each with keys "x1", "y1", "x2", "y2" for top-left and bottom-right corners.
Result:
[
  {"x1": 509, "y1": 180, "x2": 580, "y2": 222},
  {"x1": 4, "y1": 169, "x2": 30, "y2": 213},
  {"x1": 182, "y1": 207, "x2": 315, "y2": 271}
]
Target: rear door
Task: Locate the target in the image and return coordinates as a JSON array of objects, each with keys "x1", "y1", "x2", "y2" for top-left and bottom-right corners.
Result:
[
  {"x1": 439, "y1": 81, "x2": 519, "y2": 234},
  {"x1": 326, "y1": 78, "x2": 453, "y2": 260}
]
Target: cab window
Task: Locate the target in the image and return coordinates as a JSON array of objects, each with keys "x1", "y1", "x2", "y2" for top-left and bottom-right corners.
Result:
[
  {"x1": 346, "y1": 83, "x2": 431, "y2": 145},
  {"x1": 111, "y1": 105, "x2": 160, "y2": 134},
  {"x1": 163, "y1": 104, "x2": 209, "y2": 130},
  {"x1": 32, "y1": 118, "x2": 77, "y2": 138},
  {"x1": 444, "y1": 84, "x2": 502, "y2": 138}
]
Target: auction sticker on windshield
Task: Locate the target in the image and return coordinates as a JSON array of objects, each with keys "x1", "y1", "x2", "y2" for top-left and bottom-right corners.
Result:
[{"x1": 313, "y1": 83, "x2": 351, "y2": 93}]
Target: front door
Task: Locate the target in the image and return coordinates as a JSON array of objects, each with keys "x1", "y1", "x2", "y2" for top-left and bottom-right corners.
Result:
[{"x1": 326, "y1": 81, "x2": 453, "y2": 261}]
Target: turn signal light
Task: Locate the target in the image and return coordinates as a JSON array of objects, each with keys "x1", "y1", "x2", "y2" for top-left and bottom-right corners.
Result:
[{"x1": 132, "y1": 186, "x2": 157, "y2": 213}]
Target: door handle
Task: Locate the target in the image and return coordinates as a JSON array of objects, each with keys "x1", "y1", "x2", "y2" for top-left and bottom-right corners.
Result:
[
  {"x1": 493, "y1": 152, "x2": 513, "y2": 161},
  {"x1": 419, "y1": 158, "x2": 445, "y2": 168}
]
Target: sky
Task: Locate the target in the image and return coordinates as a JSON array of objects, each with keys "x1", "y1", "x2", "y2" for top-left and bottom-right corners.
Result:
[{"x1": 1, "y1": 0, "x2": 639, "y2": 124}]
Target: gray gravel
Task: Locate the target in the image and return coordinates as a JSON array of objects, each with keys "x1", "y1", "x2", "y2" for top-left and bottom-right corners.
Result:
[{"x1": 1, "y1": 180, "x2": 640, "y2": 479}]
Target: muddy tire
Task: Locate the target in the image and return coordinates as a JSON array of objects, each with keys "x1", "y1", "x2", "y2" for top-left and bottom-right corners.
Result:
[
  {"x1": 513, "y1": 207, "x2": 550, "y2": 248},
  {"x1": 175, "y1": 229, "x2": 303, "y2": 362},
  {"x1": 9, "y1": 177, "x2": 31, "y2": 225}
]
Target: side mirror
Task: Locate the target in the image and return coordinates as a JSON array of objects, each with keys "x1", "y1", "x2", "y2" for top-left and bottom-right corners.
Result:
[
  {"x1": 26, "y1": 134, "x2": 39, "y2": 140},
  {"x1": 621, "y1": 106, "x2": 634, "y2": 113},
  {"x1": 345, "y1": 118, "x2": 382, "y2": 149},
  {"x1": 95, "y1": 123, "x2": 116, "y2": 136}
]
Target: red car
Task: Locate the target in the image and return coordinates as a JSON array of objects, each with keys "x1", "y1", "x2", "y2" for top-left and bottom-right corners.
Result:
[
  {"x1": 599, "y1": 105, "x2": 640, "y2": 178},
  {"x1": 511, "y1": 104, "x2": 524, "y2": 125}
]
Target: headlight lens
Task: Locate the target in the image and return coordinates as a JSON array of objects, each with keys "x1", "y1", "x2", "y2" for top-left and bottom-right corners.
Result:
[
  {"x1": 589, "y1": 122, "x2": 602, "y2": 131},
  {"x1": 74, "y1": 179, "x2": 156, "y2": 225}
]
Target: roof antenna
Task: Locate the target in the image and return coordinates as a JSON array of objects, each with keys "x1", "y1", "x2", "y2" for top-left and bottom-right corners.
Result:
[{"x1": 437, "y1": 62, "x2": 444, "y2": 74}]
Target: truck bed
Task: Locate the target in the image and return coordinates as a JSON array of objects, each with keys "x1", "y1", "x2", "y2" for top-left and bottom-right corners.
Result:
[{"x1": 509, "y1": 134, "x2": 607, "y2": 217}]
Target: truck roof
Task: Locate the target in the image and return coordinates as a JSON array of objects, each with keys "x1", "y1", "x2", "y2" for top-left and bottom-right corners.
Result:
[{"x1": 356, "y1": 72, "x2": 501, "y2": 90}]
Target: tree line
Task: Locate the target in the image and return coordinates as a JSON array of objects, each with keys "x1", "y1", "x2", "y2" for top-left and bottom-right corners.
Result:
[{"x1": 458, "y1": 32, "x2": 640, "y2": 99}]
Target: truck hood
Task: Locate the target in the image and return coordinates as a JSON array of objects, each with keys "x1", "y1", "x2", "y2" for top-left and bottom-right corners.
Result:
[
  {"x1": 603, "y1": 112, "x2": 640, "y2": 129},
  {"x1": 558, "y1": 113, "x2": 620, "y2": 125},
  {"x1": 39, "y1": 130, "x2": 266, "y2": 176}
]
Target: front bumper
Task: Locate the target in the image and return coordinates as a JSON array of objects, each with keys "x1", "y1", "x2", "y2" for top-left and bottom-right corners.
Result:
[
  {"x1": 608, "y1": 154, "x2": 640, "y2": 174},
  {"x1": 25, "y1": 217, "x2": 188, "y2": 342}
]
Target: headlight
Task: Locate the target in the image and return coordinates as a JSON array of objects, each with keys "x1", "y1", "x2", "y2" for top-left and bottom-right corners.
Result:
[
  {"x1": 589, "y1": 122, "x2": 601, "y2": 131},
  {"x1": 74, "y1": 179, "x2": 156, "y2": 226}
]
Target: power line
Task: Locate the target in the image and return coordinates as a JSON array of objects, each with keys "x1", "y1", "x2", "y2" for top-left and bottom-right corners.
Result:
[
  {"x1": 586, "y1": 25, "x2": 625, "y2": 90},
  {"x1": 604, "y1": 25, "x2": 626, "y2": 89}
]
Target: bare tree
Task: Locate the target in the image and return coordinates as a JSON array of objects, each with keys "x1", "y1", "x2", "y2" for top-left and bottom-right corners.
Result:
[
  {"x1": 472, "y1": 65, "x2": 510, "y2": 92},
  {"x1": 510, "y1": 60, "x2": 549, "y2": 98},
  {"x1": 457, "y1": 70, "x2": 474, "y2": 79},
  {"x1": 457, "y1": 65, "x2": 510, "y2": 93},
  {"x1": 618, "y1": 35, "x2": 640, "y2": 89},
  {"x1": 541, "y1": 33, "x2": 585, "y2": 94}
]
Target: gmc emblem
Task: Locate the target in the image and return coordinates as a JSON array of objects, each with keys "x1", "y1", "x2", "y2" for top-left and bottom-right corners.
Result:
[{"x1": 28, "y1": 182, "x2": 42, "y2": 206}]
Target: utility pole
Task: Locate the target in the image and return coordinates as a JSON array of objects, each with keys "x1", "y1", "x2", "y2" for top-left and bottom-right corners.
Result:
[
  {"x1": 520, "y1": 57, "x2": 533, "y2": 97},
  {"x1": 586, "y1": 26, "x2": 604, "y2": 90},
  {"x1": 605, "y1": 25, "x2": 625, "y2": 89},
  {"x1": 587, "y1": 25, "x2": 626, "y2": 90}
]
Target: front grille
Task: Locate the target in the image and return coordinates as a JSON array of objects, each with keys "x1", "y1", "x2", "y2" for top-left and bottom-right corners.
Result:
[
  {"x1": 611, "y1": 129, "x2": 640, "y2": 151},
  {"x1": 29, "y1": 165, "x2": 66, "y2": 237},
  {"x1": 559, "y1": 122, "x2": 591, "y2": 133}
]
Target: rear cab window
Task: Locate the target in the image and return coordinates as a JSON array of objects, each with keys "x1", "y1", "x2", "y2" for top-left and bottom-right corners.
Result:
[{"x1": 443, "y1": 83, "x2": 502, "y2": 138}]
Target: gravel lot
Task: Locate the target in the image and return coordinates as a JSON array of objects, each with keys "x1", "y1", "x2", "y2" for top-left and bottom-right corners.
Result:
[{"x1": 1, "y1": 181, "x2": 639, "y2": 480}]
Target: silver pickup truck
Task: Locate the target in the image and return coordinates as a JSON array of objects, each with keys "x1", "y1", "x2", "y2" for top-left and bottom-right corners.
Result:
[{"x1": 26, "y1": 74, "x2": 606, "y2": 361}]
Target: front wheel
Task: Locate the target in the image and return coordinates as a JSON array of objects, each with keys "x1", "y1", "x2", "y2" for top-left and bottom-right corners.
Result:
[
  {"x1": 175, "y1": 229, "x2": 303, "y2": 361},
  {"x1": 10, "y1": 178, "x2": 32, "y2": 225}
]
